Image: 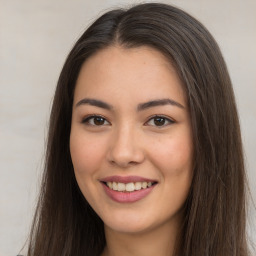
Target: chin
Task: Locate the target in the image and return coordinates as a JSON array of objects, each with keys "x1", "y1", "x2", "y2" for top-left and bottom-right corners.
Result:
[
  {"x1": 102, "y1": 210, "x2": 149, "y2": 233},
  {"x1": 100, "y1": 204, "x2": 183, "y2": 236},
  {"x1": 105, "y1": 220, "x2": 151, "y2": 234}
]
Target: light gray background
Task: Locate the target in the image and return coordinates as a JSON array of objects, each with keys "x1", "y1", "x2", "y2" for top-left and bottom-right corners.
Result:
[{"x1": 0, "y1": 0, "x2": 255, "y2": 255}]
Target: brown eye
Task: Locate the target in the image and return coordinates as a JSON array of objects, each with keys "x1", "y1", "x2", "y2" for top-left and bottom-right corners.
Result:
[
  {"x1": 146, "y1": 116, "x2": 174, "y2": 127},
  {"x1": 154, "y1": 117, "x2": 165, "y2": 126},
  {"x1": 82, "y1": 115, "x2": 110, "y2": 126},
  {"x1": 93, "y1": 117, "x2": 105, "y2": 125}
]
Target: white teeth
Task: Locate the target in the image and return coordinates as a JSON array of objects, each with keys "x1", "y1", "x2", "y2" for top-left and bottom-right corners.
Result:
[
  {"x1": 107, "y1": 182, "x2": 113, "y2": 189},
  {"x1": 105, "y1": 181, "x2": 155, "y2": 192},
  {"x1": 142, "y1": 182, "x2": 147, "y2": 189},
  {"x1": 126, "y1": 182, "x2": 135, "y2": 192},
  {"x1": 135, "y1": 182, "x2": 142, "y2": 190},
  {"x1": 112, "y1": 182, "x2": 118, "y2": 191},
  {"x1": 117, "y1": 182, "x2": 126, "y2": 191}
]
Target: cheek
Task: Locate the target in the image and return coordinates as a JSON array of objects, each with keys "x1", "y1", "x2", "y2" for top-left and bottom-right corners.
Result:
[
  {"x1": 69, "y1": 130, "x2": 109, "y2": 205},
  {"x1": 151, "y1": 131, "x2": 193, "y2": 174},
  {"x1": 69, "y1": 130, "x2": 106, "y2": 176},
  {"x1": 154, "y1": 132, "x2": 193, "y2": 209}
]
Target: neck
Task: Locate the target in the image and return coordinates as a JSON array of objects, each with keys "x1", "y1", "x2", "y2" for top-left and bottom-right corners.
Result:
[{"x1": 101, "y1": 217, "x2": 182, "y2": 256}]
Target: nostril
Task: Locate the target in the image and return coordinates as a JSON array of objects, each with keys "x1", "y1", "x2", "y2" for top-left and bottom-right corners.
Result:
[{"x1": 106, "y1": 138, "x2": 145, "y2": 167}]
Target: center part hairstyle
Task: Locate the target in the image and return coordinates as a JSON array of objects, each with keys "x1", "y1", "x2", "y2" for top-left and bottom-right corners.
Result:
[{"x1": 27, "y1": 3, "x2": 249, "y2": 256}]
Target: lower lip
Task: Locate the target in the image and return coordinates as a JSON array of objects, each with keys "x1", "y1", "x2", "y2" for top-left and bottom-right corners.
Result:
[{"x1": 102, "y1": 183, "x2": 156, "y2": 203}]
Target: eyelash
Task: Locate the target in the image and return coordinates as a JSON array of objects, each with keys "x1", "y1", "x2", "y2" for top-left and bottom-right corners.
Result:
[
  {"x1": 82, "y1": 115, "x2": 175, "y2": 127},
  {"x1": 145, "y1": 115, "x2": 175, "y2": 127},
  {"x1": 82, "y1": 115, "x2": 110, "y2": 126}
]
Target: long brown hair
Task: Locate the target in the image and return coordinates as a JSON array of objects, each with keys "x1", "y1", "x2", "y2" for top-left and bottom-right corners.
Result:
[{"x1": 27, "y1": 3, "x2": 249, "y2": 255}]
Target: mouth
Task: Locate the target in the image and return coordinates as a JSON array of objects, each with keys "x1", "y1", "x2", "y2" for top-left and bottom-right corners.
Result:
[
  {"x1": 101, "y1": 181, "x2": 157, "y2": 192},
  {"x1": 100, "y1": 176, "x2": 158, "y2": 203}
]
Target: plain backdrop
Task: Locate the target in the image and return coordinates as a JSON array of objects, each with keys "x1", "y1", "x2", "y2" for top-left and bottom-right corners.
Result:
[{"x1": 0, "y1": 0, "x2": 255, "y2": 255}]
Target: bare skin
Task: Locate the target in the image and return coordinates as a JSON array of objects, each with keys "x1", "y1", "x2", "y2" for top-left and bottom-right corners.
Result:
[
  {"x1": 70, "y1": 45, "x2": 193, "y2": 256},
  {"x1": 101, "y1": 211, "x2": 182, "y2": 256}
]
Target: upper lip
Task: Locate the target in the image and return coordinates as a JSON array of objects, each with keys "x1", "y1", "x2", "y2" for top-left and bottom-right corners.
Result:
[{"x1": 100, "y1": 175, "x2": 157, "y2": 183}]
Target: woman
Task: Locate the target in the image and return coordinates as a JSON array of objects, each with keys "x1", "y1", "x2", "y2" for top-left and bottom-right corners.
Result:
[{"x1": 26, "y1": 3, "x2": 250, "y2": 256}]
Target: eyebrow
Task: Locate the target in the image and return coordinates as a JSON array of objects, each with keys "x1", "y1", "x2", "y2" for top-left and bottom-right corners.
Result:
[
  {"x1": 75, "y1": 98, "x2": 184, "y2": 110},
  {"x1": 137, "y1": 98, "x2": 185, "y2": 111},
  {"x1": 75, "y1": 98, "x2": 113, "y2": 110}
]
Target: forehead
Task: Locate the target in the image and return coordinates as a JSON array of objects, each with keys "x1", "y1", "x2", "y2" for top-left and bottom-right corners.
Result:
[{"x1": 74, "y1": 45, "x2": 186, "y2": 107}]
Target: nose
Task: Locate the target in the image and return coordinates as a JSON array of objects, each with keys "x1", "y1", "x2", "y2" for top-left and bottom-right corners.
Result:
[{"x1": 107, "y1": 125, "x2": 145, "y2": 168}]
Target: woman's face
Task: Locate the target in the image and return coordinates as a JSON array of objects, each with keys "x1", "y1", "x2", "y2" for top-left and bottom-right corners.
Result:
[{"x1": 70, "y1": 46, "x2": 193, "y2": 234}]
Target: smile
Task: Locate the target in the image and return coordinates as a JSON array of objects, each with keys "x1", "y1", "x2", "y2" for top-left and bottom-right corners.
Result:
[
  {"x1": 105, "y1": 181, "x2": 155, "y2": 192},
  {"x1": 100, "y1": 176, "x2": 158, "y2": 203}
]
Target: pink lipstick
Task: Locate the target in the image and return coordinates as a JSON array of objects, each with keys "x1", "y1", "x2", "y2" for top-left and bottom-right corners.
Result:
[{"x1": 100, "y1": 176, "x2": 157, "y2": 203}]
